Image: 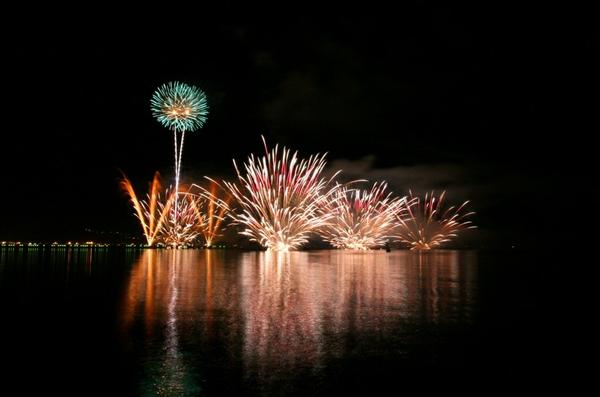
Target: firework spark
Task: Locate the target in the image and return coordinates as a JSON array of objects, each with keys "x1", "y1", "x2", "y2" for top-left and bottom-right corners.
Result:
[
  {"x1": 394, "y1": 191, "x2": 476, "y2": 250},
  {"x1": 159, "y1": 188, "x2": 206, "y2": 248},
  {"x1": 318, "y1": 182, "x2": 409, "y2": 250},
  {"x1": 192, "y1": 181, "x2": 232, "y2": 247},
  {"x1": 151, "y1": 81, "x2": 209, "y2": 133},
  {"x1": 221, "y1": 137, "x2": 341, "y2": 252},
  {"x1": 120, "y1": 172, "x2": 173, "y2": 246},
  {"x1": 151, "y1": 81, "x2": 209, "y2": 233}
]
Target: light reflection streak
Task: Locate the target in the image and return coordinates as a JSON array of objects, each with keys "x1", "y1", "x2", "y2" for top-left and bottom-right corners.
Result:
[
  {"x1": 121, "y1": 250, "x2": 201, "y2": 395},
  {"x1": 159, "y1": 250, "x2": 183, "y2": 396},
  {"x1": 120, "y1": 249, "x2": 477, "y2": 393}
]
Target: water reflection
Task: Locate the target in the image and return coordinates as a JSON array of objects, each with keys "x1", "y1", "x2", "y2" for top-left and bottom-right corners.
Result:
[
  {"x1": 120, "y1": 249, "x2": 477, "y2": 394},
  {"x1": 121, "y1": 250, "x2": 203, "y2": 396},
  {"x1": 0, "y1": 246, "x2": 120, "y2": 288}
]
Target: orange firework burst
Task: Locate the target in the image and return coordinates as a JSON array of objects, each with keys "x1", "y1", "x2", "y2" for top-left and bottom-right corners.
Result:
[
  {"x1": 192, "y1": 181, "x2": 232, "y2": 247},
  {"x1": 120, "y1": 172, "x2": 173, "y2": 246}
]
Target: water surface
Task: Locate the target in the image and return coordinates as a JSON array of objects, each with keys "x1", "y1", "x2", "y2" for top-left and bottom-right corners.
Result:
[{"x1": 0, "y1": 248, "x2": 555, "y2": 395}]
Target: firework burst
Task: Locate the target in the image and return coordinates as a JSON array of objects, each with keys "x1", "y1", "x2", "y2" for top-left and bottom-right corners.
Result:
[
  {"x1": 120, "y1": 172, "x2": 173, "y2": 246},
  {"x1": 221, "y1": 137, "x2": 341, "y2": 252},
  {"x1": 151, "y1": 81, "x2": 209, "y2": 132},
  {"x1": 191, "y1": 181, "x2": 232, "y2": 247},
  {"x1": 394, "y1": 191, "x2": 476, "y2": 250},
  {"x1": 159, "y1": 188, "x2": 207, "y2": 248},
  {"x1": 151, "y1": 81, "x2": 209, "y2": 237},
  {"x1": 318, "y1": 182, "x2": 409, "y2": 250}
]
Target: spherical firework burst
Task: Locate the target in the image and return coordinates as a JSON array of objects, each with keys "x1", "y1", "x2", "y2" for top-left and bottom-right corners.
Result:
[
  {"x1": 318, "y1": 182, "x2": 409, "y2": 250},
  {"x1": 394, "y1": 191, "x2": 476, "y2": 250},
  {"x1": 221, "y1": 137, "x2": 341, "y2": 252},
  {"x1": 150, "y1": 81, "x2": 209, "y2": 132}
]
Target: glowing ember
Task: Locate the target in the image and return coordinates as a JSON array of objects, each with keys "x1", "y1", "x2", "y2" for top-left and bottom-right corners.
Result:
[{"x1": 394, "y1": 191, "x2": 476, "y2": 250}]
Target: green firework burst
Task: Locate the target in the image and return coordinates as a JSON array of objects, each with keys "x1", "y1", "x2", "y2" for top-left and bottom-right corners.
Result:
[{"x1": 151, "y1": 81, "x2": 209, "y2": 132}]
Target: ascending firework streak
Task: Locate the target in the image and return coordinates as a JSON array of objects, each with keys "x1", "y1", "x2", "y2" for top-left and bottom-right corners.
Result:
[
  {"x1": 151, "y1": 82, "x2": 208, "y2": 241},
  {"x1": 221, "y1": 137, "x2": 341, "y2": 252},
  {"x1": 318, "y1": 182, "x2": 410, "y2": 250},
  {"x1": 120, "y1": 172, "x2": 173, "y2": 246},
  {"x1": 192, "y1": 181, "x2": 232, "y2": 247},
  {"x1": 395, "y1": 191, "x2": 476, "y2": 250}
]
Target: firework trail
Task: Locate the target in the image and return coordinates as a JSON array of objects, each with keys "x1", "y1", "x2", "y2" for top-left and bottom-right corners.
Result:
[
  {"x1": 191, "y1": 181, "x2": 232, "y2": 247},
  {"x1": 151, "y1": 82, "x2": 208, "y2": 228},
  {"x1": 220, "y1": 137, "x2": 341, "y2": 252},
  {"x1": 318, "y1": 182, "x2": 409, "y2": 250},
  {"x1": 159, "y1": 188, "x2": 206, "y2": 248},
  {"x1": 120, "y1": 172, "x2": 173, "y2": 246},
  {"x1": 394, "y1": 191, "x2": 475, "y2": 250}
]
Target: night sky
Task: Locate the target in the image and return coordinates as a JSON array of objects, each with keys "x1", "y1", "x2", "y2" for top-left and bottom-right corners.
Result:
[{"x1": 1, "y1": 10, "x2": 588, "y2": 248}]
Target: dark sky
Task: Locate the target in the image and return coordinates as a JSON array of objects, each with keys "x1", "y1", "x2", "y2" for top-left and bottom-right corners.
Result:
[{"x1": 1, "y1": 10, "x2": 590, "y2": 247}]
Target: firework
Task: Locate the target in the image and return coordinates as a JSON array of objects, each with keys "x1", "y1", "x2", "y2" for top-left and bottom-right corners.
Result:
[
  {"x1": 318, "y1": 182, "x2": 409, "y2": 250},
  {"x1": 192, "y1": 181, "x2": 232, "y2": 247},
  {"x1": 221, "y1": 137, "x2": 341, "y2": 252},
  {"x1": 159, "y1": 188, "x2": 206, "y2": 248},
  {"x1": 151, "y1": 81, "x2": 209, "y2": 233},
  {"x1": 151, "y1": 81, "x2": 209, "y2": 132},
  {"x1": 394, "y1": 191, "x2": 475, "y2": 250},
  {"x1": 120, "y1": 172, "x2": 173, "y2": 246},
  {"x1": 121, "y1": 173, "x2": 207, "y2": 247}
]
